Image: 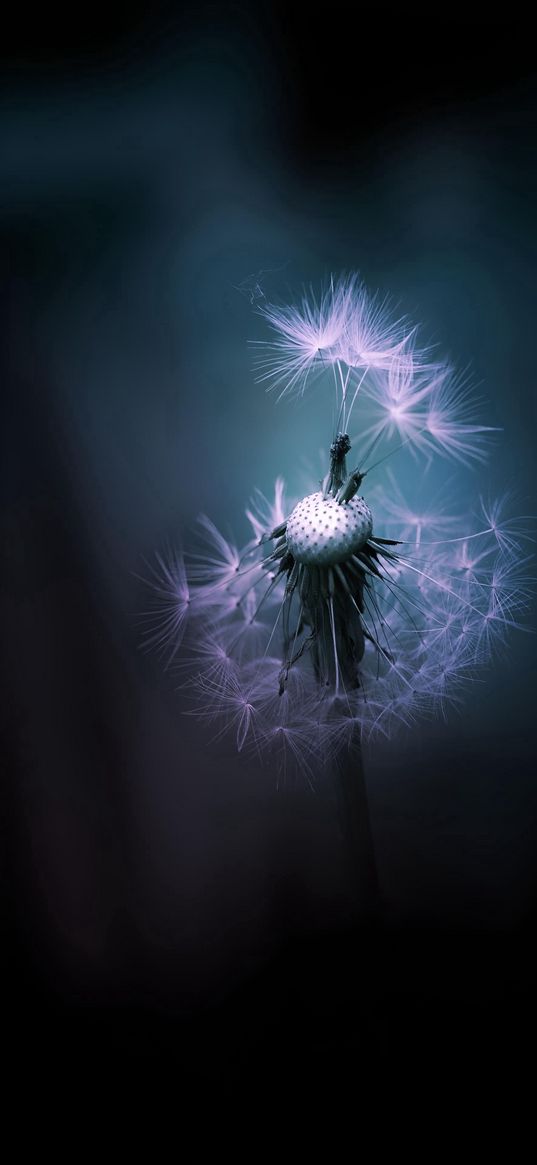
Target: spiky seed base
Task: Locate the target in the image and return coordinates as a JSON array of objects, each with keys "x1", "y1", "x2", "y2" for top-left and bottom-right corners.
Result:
[{"x1": 286, "y1": 491, "x2": 373, "y2": 566}]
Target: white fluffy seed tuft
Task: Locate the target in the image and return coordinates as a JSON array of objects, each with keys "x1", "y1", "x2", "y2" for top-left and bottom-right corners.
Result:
[{"x1": 286, "y1": 491, "x2": 373, "y2": 566}]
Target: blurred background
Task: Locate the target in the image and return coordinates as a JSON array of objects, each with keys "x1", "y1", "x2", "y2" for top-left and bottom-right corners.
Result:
[{"x1": 2, "y1": 4, "x2": 536, "y2": 1126}]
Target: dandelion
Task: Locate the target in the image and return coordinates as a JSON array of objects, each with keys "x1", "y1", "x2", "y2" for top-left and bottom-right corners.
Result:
[{"x1": 146, "y1": 275, "x2": 532, "y2": 786}]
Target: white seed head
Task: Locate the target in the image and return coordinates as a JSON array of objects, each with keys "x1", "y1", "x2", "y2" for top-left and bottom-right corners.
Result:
[{"x1": 286, "y1": 491, "x2": 373, "y2": 566}]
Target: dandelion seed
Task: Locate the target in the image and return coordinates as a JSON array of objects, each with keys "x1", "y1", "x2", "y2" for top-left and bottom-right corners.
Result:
[{"x1": 137, "y1": 547, "x2": 189, "y2": 664}]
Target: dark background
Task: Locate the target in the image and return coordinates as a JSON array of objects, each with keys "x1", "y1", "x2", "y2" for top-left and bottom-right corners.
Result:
[{"x1": 2, "y1": 5, "x2": 537, "y2": 1133}]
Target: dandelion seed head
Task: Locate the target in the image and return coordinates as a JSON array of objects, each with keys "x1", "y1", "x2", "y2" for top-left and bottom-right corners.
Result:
[
  {"x1": 286, "y1": 491, "x2": 373, "y2": 566},
  {"x1": 145, "y1": 273, "x2": 533, "y2": 773}
]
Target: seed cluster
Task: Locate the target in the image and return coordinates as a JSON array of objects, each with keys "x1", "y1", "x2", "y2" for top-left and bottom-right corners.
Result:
[{"x1": 286, "y1": 491, "x2": 373, "y2": 566}]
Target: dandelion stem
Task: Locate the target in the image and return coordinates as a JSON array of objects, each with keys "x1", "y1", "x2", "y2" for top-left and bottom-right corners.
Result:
[{"x1": 333, "y1": 734, "x2": 380, "y2": 920}]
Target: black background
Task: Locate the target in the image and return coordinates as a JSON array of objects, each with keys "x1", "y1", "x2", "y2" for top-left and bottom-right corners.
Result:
[{"x1": 2, "y1": 5, "x2": 536, "y2": 1140}]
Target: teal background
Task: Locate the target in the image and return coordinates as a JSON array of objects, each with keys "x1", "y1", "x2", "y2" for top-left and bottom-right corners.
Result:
[{"x1": 2, "y1": 6, "x2": 536, "y2": 1125}]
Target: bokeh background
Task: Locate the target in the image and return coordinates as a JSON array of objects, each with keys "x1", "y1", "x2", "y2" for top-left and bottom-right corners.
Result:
[{"x1": 2, "y1": 5, "x2": 537, "y2": 1125}]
